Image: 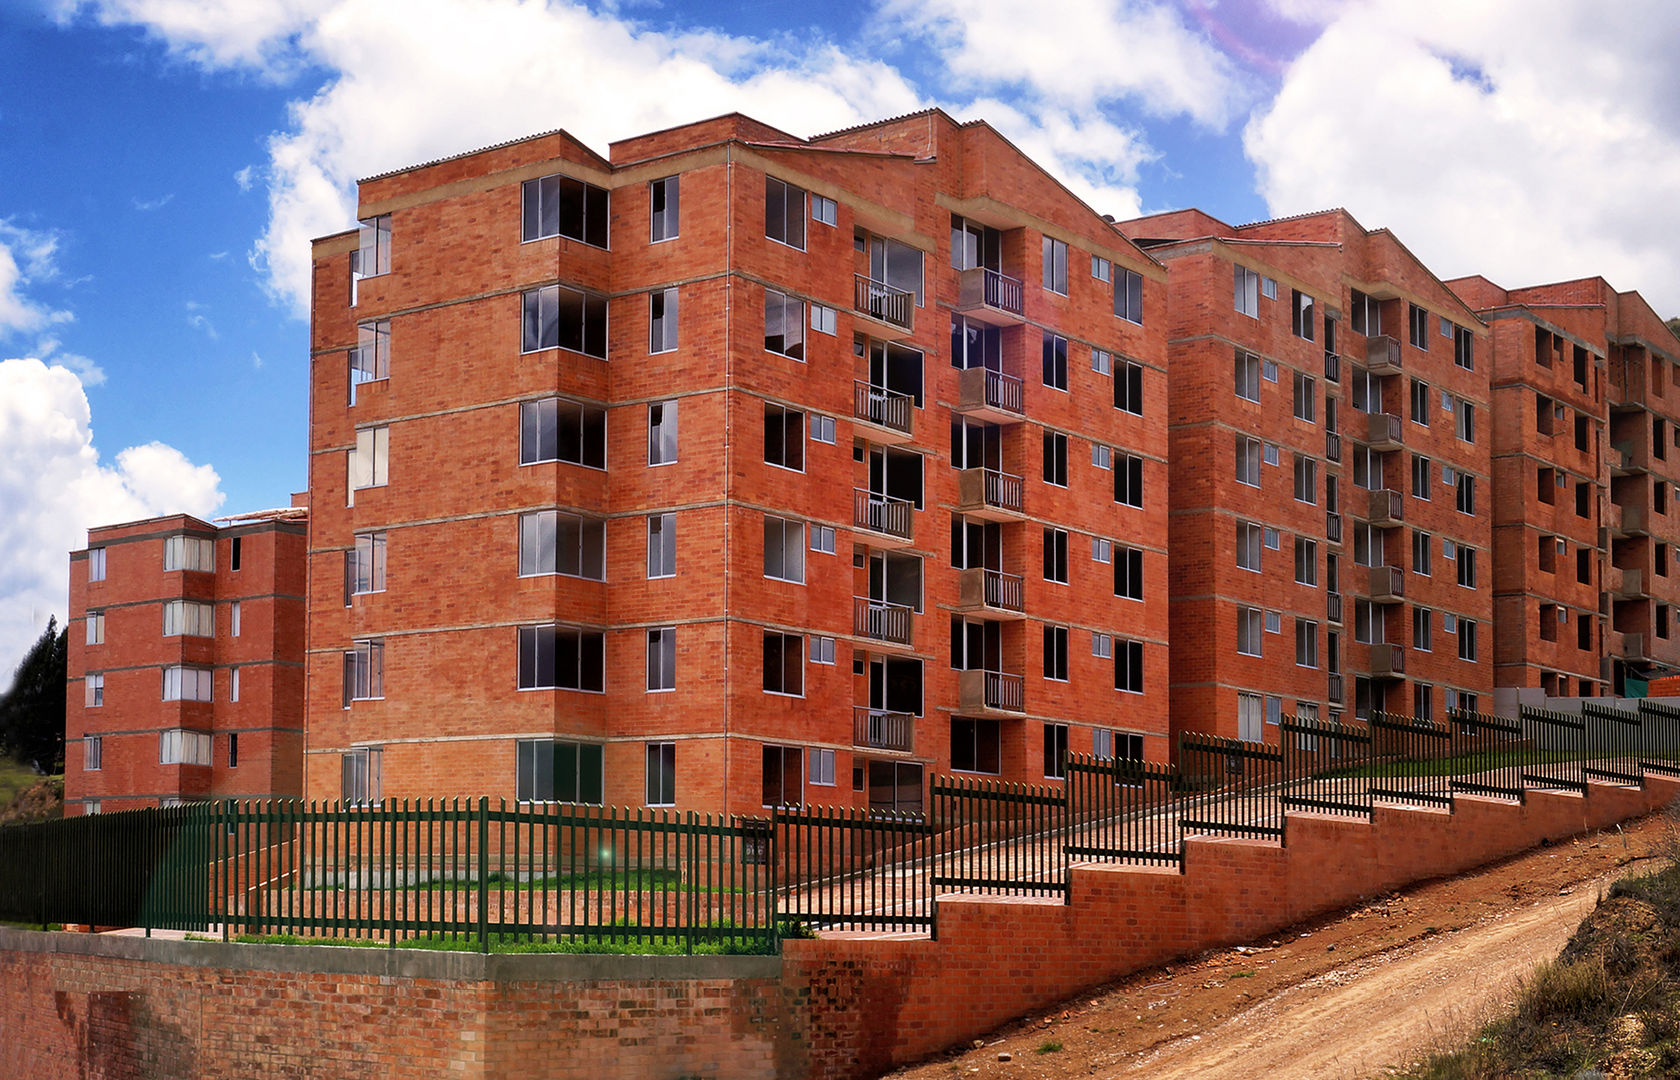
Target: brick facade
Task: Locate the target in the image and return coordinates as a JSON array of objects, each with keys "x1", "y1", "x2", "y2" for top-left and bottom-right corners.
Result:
[{"x1": 63, "y1": 510, "x2": 308, "y2": 813}]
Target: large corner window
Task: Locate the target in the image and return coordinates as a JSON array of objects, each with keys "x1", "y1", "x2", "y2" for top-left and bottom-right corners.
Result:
[
  {"x1": 522, "y1": 173, "x2": 608, "y2": 248},
  {"x1": 517, "y1": 739, "x2": 604, "y2": 804}
]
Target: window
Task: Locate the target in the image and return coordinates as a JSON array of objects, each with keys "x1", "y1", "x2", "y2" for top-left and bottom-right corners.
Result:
[
  {"x1": 765, "y1": 176, "x2": 807, "y2": 249},
  {"x1": 162, "y1": 665, "x2": 213, "y2": 702},
  {"x1": 1292, "y1": 290, "x2": 1315, "y2": 340},
  {"x1": 811, "y1": 304, "x2": 837, "y2": 335},
  {"x1": 1234, "y1": 265, "x2": 1260, "y2": 317},
  {"x1": 648, "y1": 401, "x2": 678, "y2": 465},
  {"x1": 1091, "y1": 347, "x2": 1112, "y2": 376},
  {"x1": 1093, "y1": 632, "x2": 1112, "y2": 658},
  {"x1": 163, "y1": 535, "x2": 215, "y2": 572},
  {"x1": 811, "y1": 635, "x2": 836, "y2": 664},
  {"x1": 1115, "y1": 640, "x2": 1144, "y2": 693},
  {"x1": 1237, "y1": 521, "x2": 1262, "y2": 572},
  {"x1": 1114, "y1": 546, "x2": 1144, "y2": 600},
  {"x1": 763, "y1": 632, "x2": 803, "y2": 696},
  {"x1": 1044, "y1": 723, "x2": 1069, "y2": 778},
  {"x1": 1235, "y1": 350, "x2": 1261, "y2": 401},
  {"x1": 341, "y1": 639, "x2": 384, "y2": 703},
  {"x1": 1261, "y1": 276, "x2": 1278, "y2": 299},
  {"x1": 1235, "y1": 435, "x2": 1261, "y2": 487},
  {"x1": 1409, "y1": 304, "x2": 1430, "y2": 349},
  {"x1": 1092, "y1": 537, "x2": 1113, "y2": 563},
  {"x1": 1092, "y1": 255, "x2": 1111, "y2": 282},
  {"x1": 764, "y1": 403, "x2": 805, "y2": 471},
  {"x1": 345, "y1": 532, "x2": 387, "y2": 599},
  {"x1": 1237, "y1": 607, "x2": 1263, "y2": 656},
  {"x1": 88, "y1": 547, "x2": 105, "y2": 582},
  {"x1": 522, "y1": 173, "x2": 608, "y2": 247},
  {"x1": 1455, "y1": 472, "x2": 1475, "y2": 515},
  {"x1": 811, "y1": 194, "x2": 837, "y2": 227},
  {"x1": 1453, "y1": 396, "x2": 1475, "y2": 443},
  {"x1": 761, "y1": 744, "x2": 804, "y2": 807},
  {"x1": 84, "y1": 736, "x2": 102, "y2": 771},
  {"x1": 1043, "y1": 528, "x2": 1069, "y2": 583},
  {"x1": 764, "y1": 288, "x2": 805, "y2": 359},
  {"x1": 810, "y1": 414, "x2": 836, "y2": 445},
  {"x1": 1414, "y1": 682, "x2": 1434, "y2": 722},
  {"x1": 1349, "y1": 288, "x2": 1380, "y2": 336},
  {"x1": 347, "y1": 427, "x2": 388, "y2": 500},
  {"x1": 1043, "y1": 626, "x2": 1069, "y2": 682},
  {"x1": 521, "y1": 284, "x2": 607, "y2": 358},
  {"x1": 520, "y1": 399, "x2": 606, "y2": 469},
  {"x1": 1411, "y1": 455, "x2": 1431, "y2": 499},
  {"x1": 1042, "y1": 236, "x2": 1068, "y2": 294},
  {"x1": 1294, "y1": 455, "x2": 1318, "y2": 503},
  {"x1": 229, "y1": 601, "x2": 241, "y2": 638},
  {"x1": 1293, "y1": 372, "x2": 1316, "y2": 422},
  {"x1": 810, "y1": 525, "x2": 835, "y2": 555},
  {"x1": 1453, "y1": 325, "x2": 1474, "y2": 370},
  {"x1": 1266, "y1": 610, "x2": 1283, "y2": 634},
  {"x1": 650, "y1": 176, "x2": 679, "y2": 242},
  {"x1": 160, "y1": 729, "x2": 212, "y2": 767},
  {"x1": 1410, "y1": 379, "x2": 1430, "y2": 426},
  {"x1": 648, "y1": 513, "x2": 676, "y2": 578},
  {"x1": 1092, "y1": 444, "x2": 1111, "y2": 470},
  {"x1": 1094, "y1": 729, "x2": 1145, "y2": 761},
  {"x1": 763, "y1": 516, "x2": 806, "y2": 583},
  {"x1": 1295, "y1": 537, "x2": 1318, "y2": 586},
  {"x1": 519, "y1": 511, "x2": 605, "y2": 580},
  {"x1": 1414, "y1": 607, "x2": 1433, "y2": 650},
  {"x1": 647, "y1": 628, "x2": 676, "y2": 691},
  {"x1": 1354, "y1": 522, "x2": 1384, "y2": 568},
  {"x1": 649, "y1": 288, "x2": 678, "y2": 353},
  {"x1": 1043, "y1": 431, "x2": 1068, "y2": 486},
  {"x1": 646, "y1": 742, "x2": 676, "y2": 805},
  {"x1": 1354, "y1": 600, "x2": 1378, "y2": 644},
  {"x1": 1458, "y1": 619, "x2": 1478, "y2": 661},
  {"x1": 342, "y1": 748, "x2": 383, "y2": 806},
  {"x1": 230, "y1": 666, "x2": 240, "y2": 703},
  {"x1": 951, "y1": 717, "x2": 1001, "y2": 774},
  {"x1": 1264, "y1": 442, "x2": 1280, "y2": 466},
  {"x1": 1413, "y1": 529, "x2": 1432, "y2": 576},
  {"x1": 517, "y1": 625, "x2": 607, "y2": 693},
  {"x1": 1115, "y1": 454, "x2": 1144, "y2": 508},
  {"x1": 1042, "y1": 332, "x2": 1068, "y2": 390},
  {"x1": 162, "y1": 600, "x2": 215, "y2": 637},
  {"x1": 348, "y1": 320, "x2": 389, "y2": 404},
  {"x1": 85, "y1": 610, "x2": 104, "y2": 646},
  {"x1": 517, "y1": 740, "x2": 604, "y2": 805},
  {"x1": 84, "y1": 674, "x2": 103, "y2": 708},
  {"x1": 1297, "y1": 619, "x2": 1319, "y2": 668},
  {"x1": 353, "y1": 214, "x2": 391, "y2": 278},
  {"x1": 1114, "y1": 268, "x2": 1144, "y2": 324},
  {"x1": 1457, "y1": 547, "x2": 1477, "y2": 588},
  {"x1": 1116, "y1": 360, "x2": 1144, "y2": 414}
]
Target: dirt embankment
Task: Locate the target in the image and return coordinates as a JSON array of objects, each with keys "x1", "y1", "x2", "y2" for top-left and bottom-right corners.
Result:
[{"x1": 885, "y1": 811, "x2": 1675, "y2": 1080}]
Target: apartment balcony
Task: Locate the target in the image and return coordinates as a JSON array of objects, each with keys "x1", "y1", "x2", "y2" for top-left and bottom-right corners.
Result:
[
  {"x1": 1324, "y1": 350, "x2": 1342, "y2": 384},
  {"x1": 958, "y1": 668, "x2": 1025, "y2": 715},
  {"x1": 1327, "y1": 673, "x2": 1345, "y2": 704},
  {"x1": 1614, "y1": 631, "x2": 1646, "y2": 660},
  {"x1": 1613, "y1": 501, "x2": 1647, "y2": 536},
  {"x1": 1327, "y1": 591, "x2": 1344, "y2": 625},
  {"x1": 852, "y1": 488, "x2": 915, "y2": 548},
  {"x1": 852, "y1": 381, "x2": 915, "y2": 444},
  {"x1": 853, "y1": 707, "x2": 914, "y2": 754},
  {"x1": 1368, "y1": 488, "x2": 1405, "y2": 528},
  {"x1": 953, "y1": 266, "x2": 1026, "y2": 326},
  {"x1": 954, "y1": 567, "x2": 1026, "y2": 619},
  {"x1": 1610, "y1": 442, "x2": 1640, "y2": 476},
  {"x1": 853, "y1": 596, "x2": 914, "y2": 648},
  {"x1": 1326, "y1": 512, "x2": 1344, "y2": 544},
  {"x1": 1610, "y1": 566, "x2": 1647, "y2": 599},
  {"x1": 956, "y1": 467, "x2": 1026, "y2": 521},
  {"x1": 1609, "y1": 371, "x2": 1648, "y2": 411},
  {"x1": 1363, "y1": 411, "x2": 1403, "y2": 452},
  {"x1": 954, "y1": 367, "x2": 1025, "y2": 423},
  {"x1": 1325, "y1": 431, "x2": 1343, "y2": 463},
  {"x1": 853, "y1": 275, "x2": 915, "y2": 340},
  {"x1": 1369, "y1": 564, "x2": 1405, "y2": 602},
  {"x1": 1369, "y1": 643, "x2": 1406, "y2": 678},
  {"x1": 1366, "y1": 334, "x2": 1402, "y2": 374}
]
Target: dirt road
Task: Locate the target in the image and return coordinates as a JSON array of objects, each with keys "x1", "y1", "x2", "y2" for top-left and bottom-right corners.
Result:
[{"x1": 885, "y1": 811, "x2": 1675, "y2": 1080}]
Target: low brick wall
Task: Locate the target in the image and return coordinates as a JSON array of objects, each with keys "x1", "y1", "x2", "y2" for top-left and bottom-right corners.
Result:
[{"x1": 3, "y1": 779, "x2": 1675, "y2": 1079}]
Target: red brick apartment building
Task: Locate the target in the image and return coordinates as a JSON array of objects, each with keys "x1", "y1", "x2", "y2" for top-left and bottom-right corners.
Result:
[
  {"x1": 63, "y1": 509, "x2": 308, "y2": 814},
  {"x1": 304, "y1": 110, "x2": 1171, "y2": 816},
  {"x1": 1116, "y1": 209, "x2": 1494, "y2": 743},
  {"x1": 1449, "y1": 275, "x2": 1680, "y2": 697}
]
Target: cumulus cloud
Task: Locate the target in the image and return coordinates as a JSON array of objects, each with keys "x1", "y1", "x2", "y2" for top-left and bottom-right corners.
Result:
[
  {"x1": 0, "y1": 357, "x2": 224, "y2": 691},
  {"x1": 1246, "y1": 0, "x2": 1680, "y2": 314},
  {"x1": 51, "y1": 0, "x2": 334, "y2": 75},
  {"x1": 0, "y1": 223, "x2": 105, "y2": 385}
]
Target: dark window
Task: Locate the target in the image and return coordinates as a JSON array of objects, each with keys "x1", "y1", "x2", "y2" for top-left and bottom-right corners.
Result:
[
  {"x1": 1115, "y1": 640, "x2": 1143, "y2": 693},
  {"x1": 522, "y1": 174, "x2": 608, "y2": 248},
  {"x1": 521, "y1": 284, "x2": 607, "y2": 358},
  {"x1": 1115, "y1": 360, "x2": 1143, "y2": 414},
  {"x1": 1114, "y1": 546, "x2": 1144, "y2": 600},
  {"x1": 765, "y1": 176, "x2": 807, "y2": 250},
  {"x1": 517, "y1": 625, "x2": 604, "y2": 692},
  {"x1": 764, "y1": 403, "x2": 805, "y2": 470},
  {"x1": 646, "y1": 742, "x2": 676, "y2": 806},
  {"x1": 763, "y1": 632, "x2": 804, "y2": 695},
  {"x1": 1043, "y1": 431, "x2": 1067, "y2": 486},
  {"x1": 951, "y1": 717, "x2": 1001, "y2": 773},
  {"x1": 1114, "y1": 454, "x2": 1144, "y2": 508},
  {"x1": 1043, "y1": 528, "x2": 1068, "y2": 583},
  {"x1": 1043, "y1": 626, "x2": 1069, "y2": 681},
  {"x1": 517, "y1": 739, "x2": 604, "y2": 804},
  {"x1": 1043, "y1": 723, "x2": 1069, "y2": 778},
  {"x1": 1291, "y1": 290, "x2": 1315, "y2": 340},
  {"x1": 761, "y1": 744, "x2": 804, "y2": 807},
  {"x1": 1114, "y1": 269, "x2": 1143, "y2": 323},
  {"x1": 1042, "y1": 332, "x2": 1068, "y2": 390},
  {"x1": 520, "y1": 398, "x2": 606, "y2": 469},
  {"x1": 230, "y1": 537, "x2": 242, "y2": 572},
  {"x1": 764, "y1": 289, "x2": 805, "y2": 359}
]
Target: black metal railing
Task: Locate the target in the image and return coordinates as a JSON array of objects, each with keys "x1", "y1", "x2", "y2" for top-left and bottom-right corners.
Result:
[
  {"x1": 1064, "y1": 755, "x2": 1181, "y2": 866},
  {"x1": 932, "y1": 776, "x2": 1067, "y2": 897},
  {"x1": 1178, "y1": 734, "x2": 1285, "y2": 840}
]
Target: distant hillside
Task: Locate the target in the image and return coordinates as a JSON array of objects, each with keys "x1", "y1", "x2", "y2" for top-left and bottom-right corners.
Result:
[{"x1": 0, "y1": 755, "x2": 60, "y2": 825}]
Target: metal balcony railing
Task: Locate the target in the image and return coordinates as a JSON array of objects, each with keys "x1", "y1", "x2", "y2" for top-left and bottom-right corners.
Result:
[
  {"x1": 1327, "y1": 512, "x2": 1344, "y2": 544},
  {"x1": 854, "y1": 275, "x2": 914, "y2": 333},
  {"x1": 956, "y1": 266, "x2": 1025, "y2": 318},
  {"x1": 957, "y1": 366, "x2": 1025, "y2": 417},
  {"x1": 853, "y1": 597, "x2": 914, "y2": 646},
  {"x1": 1324, "y1": 350, "x2": 1341, "y2": 383},
  {"x1": 1366, "y1": 334, "x2": 1402, "y2": 373},
  {"x1": 1327, "y1": 673, "x2": 1344, "y2": 704},
  {"x1": 1326, "y1": 431, "x2": 1342, "y2": 463},
  {"x1": 852, "y1": 707, "x2": 914, "y2": 753},
  {"x1": 853, "y1": 488, "x2": 914, "y2": 542},
  {"x1": 1327, "y1": 591, "x2": 1344, "y2": 625},
  {"x1": 852, "y1": 381, "x2": 913, "y2": 436}
]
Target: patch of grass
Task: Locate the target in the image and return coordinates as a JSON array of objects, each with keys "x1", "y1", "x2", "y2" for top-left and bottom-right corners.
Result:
[
  {"x1": 1229, "y1": 969, "x2": 1256, "y2": 979},
  {"x1": 181, "y1": 918, "x2": 802, "y2": 956},
  {"x1": 0, "y1": 754, "x2": 45, "y2": 803},
  {"x1": 1034, "y1": 1040, "x2": 1062, "y2": 1054}
]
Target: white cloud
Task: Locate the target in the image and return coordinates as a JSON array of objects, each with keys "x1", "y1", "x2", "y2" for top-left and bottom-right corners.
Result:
[
  {"x1": 52, "y1": 0, "x2": 333, "y2": 75},
  {"x1": 1246, "y1": 0, "x2": 1680, "y2": 315},
  {"x1": 0, "y1": 222, "x2": 71, "y2": 337},
  {"x1": 233, "y1": 165, "x2": 256, "y2": 192},
  {"x1": 0, "y1": 357, "x2": 224, "y2": 691},
  {"x1": 131, "y1": 192, "x2": 174, "y2": 211}
]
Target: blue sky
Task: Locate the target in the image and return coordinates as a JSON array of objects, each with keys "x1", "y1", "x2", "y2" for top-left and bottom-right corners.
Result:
[{"x1": 3, "y1": 0, "x2": 1679, "y2": 686}]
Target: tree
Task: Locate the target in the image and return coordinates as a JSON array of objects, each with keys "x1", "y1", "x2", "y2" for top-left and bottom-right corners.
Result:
[
  {"x1": 1666, "y1": 316, "x2": 1680, "y2": 341},
  {"x1": 0, "y1": 619, "x2": 67, "y2": 774}
]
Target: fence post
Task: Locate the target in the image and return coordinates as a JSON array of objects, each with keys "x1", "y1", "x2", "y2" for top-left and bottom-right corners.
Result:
[
  {"x1": 768, "y1": 810, "x2": 780, "y2": 952},
  {"x1": 477, "y1": 796, "x2": 490, "y2": 954}
]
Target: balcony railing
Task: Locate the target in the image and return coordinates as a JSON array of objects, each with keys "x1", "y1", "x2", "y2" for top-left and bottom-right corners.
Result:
[
  {"x1": 1327, "y1": 591, "x2": 1344, "y2": 625},
  {"x1": 958, "y1": 467, "x2": 1025, "y2": 517},
  {"x1": 1328, "y1": 673, "x2": 1344, "y2": 704},
  {"x1": 1370, "y1": 643, "x2": 1405, "y2": 677},
  {"x1": 1369, "y1": 488, "x2": 1405, "y2": 527},
  {"x1": 853, "y1": 488, "x2": 914, "y2": 542},
  {"x1": 1369, "y1": 564, "x2": 1405, "y2": 601},
  {"x1": 853, "y1": 596, "x2": 914, "y2": 646},
  {"x1": 959, "y1": 566, "x2": 1025, "y2": 614},
  {"x1": 1326, "y1": 431, "x2": 1342, "y2": 463},
  {"x1": 958, "y1": 669, "x2": 1025, "y2": 713},
  {"x1": 1324, "y1": 350, "x2": 1341, "y2": 383},
  {"x1": 955, "y1": 266, "x2": 1025, "y2": 322},
  {"x1": 1326, "y1": 512, "x2": 1344, "y2": 544},
  {"x1": 852, "y1": 381, "x2": 913, "y2": 438},
  {"x1": 956, "y1": 366, "x2": 1025, "y2": 419},
  {"x1": 1365, "y1": 411, "x2": 1402, "y2": 450},
  {"x1": 1366, "y1": 334, "x2": 1402, "y2": 373},
  {"x1": 852, "y1": 707, "x2": 914, "y2": 753},
  {"x1": 853, "y1": 274, "x2": 914, "y2": 333}
]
